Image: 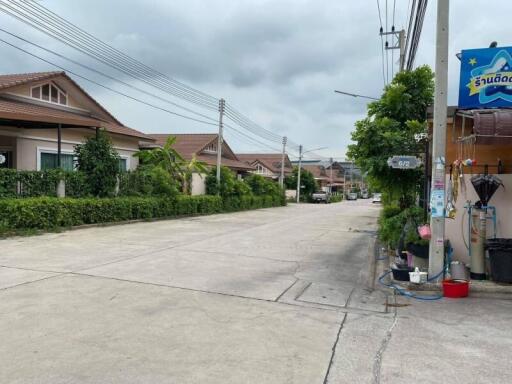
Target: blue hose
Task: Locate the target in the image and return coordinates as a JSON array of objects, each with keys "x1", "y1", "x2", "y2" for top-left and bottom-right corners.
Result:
[{"x1": 378, "y1": 270, "x2": 443, "y2": 301}]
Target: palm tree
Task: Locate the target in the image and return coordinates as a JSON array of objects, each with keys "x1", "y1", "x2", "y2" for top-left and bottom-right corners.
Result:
[{"x1": 135, "y1": 136, "x2": 208, "y2": 194}]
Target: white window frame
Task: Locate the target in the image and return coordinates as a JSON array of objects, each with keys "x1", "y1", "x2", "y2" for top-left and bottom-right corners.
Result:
[
  {"x1": 30, "y1": 82, "x2": 68, "y2": 106},
  {"x1": 203, "y1": 143, "x2": 217, "y2": 154},
  {"x1": 36, "y1": 146, "x2": 75, "y2": 171},
  {"x1": 118, "y1": 155, "x2": 130, "y2": 171}
]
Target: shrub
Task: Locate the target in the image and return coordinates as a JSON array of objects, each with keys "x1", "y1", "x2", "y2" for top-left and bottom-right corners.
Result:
[
  {"x1": 118, "y1": 166, "x2": 179, "y2": 197},
  {"x1": 0, "y1": 195, "x2": 225, "y2": 232},
  {"x1": 330, "y1": 195, "x2": 343, "y2": 203},
  {"x1": 74, "y1": 130, "x2": 120, "y2": 197}
]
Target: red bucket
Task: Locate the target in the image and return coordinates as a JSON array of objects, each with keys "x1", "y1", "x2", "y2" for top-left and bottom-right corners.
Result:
[{"x1": 442, "y1": 279, "x2": 469, "y2": 298}]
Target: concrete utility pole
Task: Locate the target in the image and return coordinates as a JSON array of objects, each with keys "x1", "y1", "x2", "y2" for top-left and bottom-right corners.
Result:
[
  {"x1": 296, "y1": 145, "x2": 303, "y2": 203},
  {"x1": 329, "y1": 157, "x2": 333, "y2": 193},
  {"x1": 428, "y1": 0, "x2": 450, "y2": 281},
  {"x1": 216, "y1": 98, "x2": 225, "y2": 188},
  {"x1": 279, "y1": 136, "x2": 287, "y2": 188},
  {"x1": 381, "y1": 28, "x2": 406, "y2": 73}
]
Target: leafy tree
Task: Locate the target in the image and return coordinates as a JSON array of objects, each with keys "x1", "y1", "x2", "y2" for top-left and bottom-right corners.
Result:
[
  {"x1": 74, "y1": 130, "x2": 120, "y2": 197},
  {"x1": 135, "y1": 136, "x2": 207, "y2": 195},
  {"x1": 285, "y1": 167, "x2": 317, "y2": 200},
  {"x1": 245, "y1": 174, "x2": 281, "y2": 196},
  {"x1": 205, "y1": 166, "x2": 250, "y2": 197},
  {"x1": 347, "y1": 66, "x2": 434, "y2": 209}
]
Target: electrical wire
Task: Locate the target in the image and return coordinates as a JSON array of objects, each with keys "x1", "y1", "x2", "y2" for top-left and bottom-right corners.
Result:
[
  {"x1": 0, "y1": 0, "x2": 307, "y2": 153},
  {"x1": 376, "y1": 0, "x2": 387, "y2": 87},
  {"x1": 391, "y1": 0, "x2": 396, "y2": 78},
  {"x1": 0, "y1": 28, "x2": 219, "y2": 124},
  {"x1": 14, "y1": 0, "x2": 218, "y2": 106},
  {"x1": 0, "y1": 0, "x2": 219, "y2": 110},
  {"x1": 385, "y1": 0, "x2": 389, "y2": 84},
  {"x1": 224, "y1": 123, "x2": 282, "y2": 153},
  {"x1": 0, "y1": 37, "x2": 218, "y2": 126}
]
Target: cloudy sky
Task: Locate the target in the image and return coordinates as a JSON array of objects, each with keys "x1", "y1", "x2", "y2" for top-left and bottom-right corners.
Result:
[{"x1": 1, "y1": 0, "x2": 511, "y2": 160}]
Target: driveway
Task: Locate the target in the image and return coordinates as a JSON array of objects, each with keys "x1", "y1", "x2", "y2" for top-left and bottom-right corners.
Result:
[{"x1": 0, "y1": 200, "x2": 383, "y2": 383}]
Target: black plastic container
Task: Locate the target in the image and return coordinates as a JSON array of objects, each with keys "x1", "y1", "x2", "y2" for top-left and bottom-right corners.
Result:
[
  {"x1": 391, "y1": 264, "x2": 414, "y2": 281},
  {"x1": 406, "y1": 243, "x2": 429, "y2": 259},
  {"x1": 486, "y1": 239, "x2": 512, "y2": 283}
]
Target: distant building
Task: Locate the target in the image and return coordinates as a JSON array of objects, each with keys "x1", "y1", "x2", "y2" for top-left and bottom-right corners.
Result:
[{"x1": 237, "y1": 153, "x2": 293, "y2": 180}]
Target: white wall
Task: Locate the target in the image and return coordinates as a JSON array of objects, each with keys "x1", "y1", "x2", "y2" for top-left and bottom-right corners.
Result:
[
  {"x1": 445, "y1": 174, "x2": 512, "y2": 265},
  {"x1": 191, "y1": 172, "x2": 207, "y2": 195}
]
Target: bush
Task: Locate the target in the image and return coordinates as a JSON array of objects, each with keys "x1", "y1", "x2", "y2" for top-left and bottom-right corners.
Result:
[
  {"x1": 330, "y1": 195, "x2": 343, "y2": 203},
  {"x1": 118, "y1": 166, "x2": 179, "y2": 197},
  {"x1": 74, "y1": 130, "x2": 120, "y2": 197},
  {"x1": 0, "y1": 193, "x2": 285, "y2": 233},
  {"x1": 378, "y1": 205, "x2": 426, "y2": 249},
  {"x1": 0, "y1": 195, "x2": 224, "y2": 231}
]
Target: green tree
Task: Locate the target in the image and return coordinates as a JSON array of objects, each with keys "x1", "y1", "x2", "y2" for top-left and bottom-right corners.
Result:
[
  {"x1": 135, "y1": 136, "x2": 207, "y2": 195},
  {"x1": 285, "y1": 167, "x2": 317, "y2": 200},
  {"x1": 346, "y1": 66, "x2": 434, "y2": 208},
  {"x1": 74, "y1": 130, "x2": 120, "y2": 197},
  {"x1": 205, "y1": 166, "x2": 251, "y2": 197},
  {"x1": 245, "y1": 174, "x2": 281, "y2": 196}
]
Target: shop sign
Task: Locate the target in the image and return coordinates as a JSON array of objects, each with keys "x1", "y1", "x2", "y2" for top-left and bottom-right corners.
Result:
[{"x1": 458, "y1": 46, "x2": 512, "y2": 109}]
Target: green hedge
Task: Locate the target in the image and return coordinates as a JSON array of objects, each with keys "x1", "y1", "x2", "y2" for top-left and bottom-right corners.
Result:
[
  {"x1": 0, "y1": 169, "x2": 89, "y2": 198},
  {"x1": 0, "y1": 193, "x2": 285, "y2": 233},
  {"x1": 330, "y1": 195, "x2": 343, "y2": 203}
]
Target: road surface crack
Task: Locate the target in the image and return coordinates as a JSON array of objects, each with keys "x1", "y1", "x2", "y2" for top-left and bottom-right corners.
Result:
[{"x1": 373, "y1": 313, "x2": 398, "y2": 384}]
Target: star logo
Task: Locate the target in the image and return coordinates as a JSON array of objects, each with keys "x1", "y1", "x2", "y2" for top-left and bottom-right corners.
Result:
[
  {"x1": 469, "y1": 58, "x2": 477, "y2": 66},
  {"x1": 467, "y1": 49, "x2": 512, "y2": 104}
]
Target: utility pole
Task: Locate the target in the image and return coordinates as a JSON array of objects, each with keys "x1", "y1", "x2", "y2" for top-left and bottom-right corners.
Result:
[
  {"x1": 381, "y1": 28, "x2": 406, "y2": 73},
  {"x1": 329, "y1": 157, "x2": 333, "y2": 193},
  {"x1": 216, "y1": 98, "x2": 225, "y2": 188},
  {"x1": 280, "y1": 136, "x2": 287, "y2": 188},
  {"x1": 428, "y1": 0, "x2": 450, "y2": 281},
  {"x1": 296, "y1": 145, "x2": 303, "y2": 203}
]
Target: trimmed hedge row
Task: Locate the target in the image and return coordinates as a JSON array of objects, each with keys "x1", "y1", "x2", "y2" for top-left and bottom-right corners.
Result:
[{"x1": 0, "y1": 194, "x2": 285, "y2": 232}]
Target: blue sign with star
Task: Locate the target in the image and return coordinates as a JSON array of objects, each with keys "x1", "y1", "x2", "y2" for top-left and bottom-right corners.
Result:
[{"x1": 458, "y1": 46, "x2": 512, "y2": 109}]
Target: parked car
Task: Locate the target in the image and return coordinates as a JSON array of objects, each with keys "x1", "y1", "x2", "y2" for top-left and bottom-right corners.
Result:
[
  {"x1": 312, "y1": 191, "x2": 331, "y2": 203},
  {"x1": 346, "y1": 192, "x2": 358, "y2": 200},
  {"x1": 372, "y1": 193, "x2": 382, "y2": 203},
  {"x1": 361, "y1": 191, "x2": 369, "y2": 199}
]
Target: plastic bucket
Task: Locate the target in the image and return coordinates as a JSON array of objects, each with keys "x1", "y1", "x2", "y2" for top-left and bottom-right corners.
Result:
[{"x1": 442, "y1": 279, "x2": 469, "y2": 298}]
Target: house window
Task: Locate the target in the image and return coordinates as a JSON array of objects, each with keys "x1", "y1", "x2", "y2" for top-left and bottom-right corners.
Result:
[
  {"x1": 118, "y1": 158, "x2": 127, "y2": 172},
  {"x1": 255, "y1": 164, "x2": 271, "y2": 175},
  {"x1": 203, "y1": 143, "x2": 217, "y2": 154},
  {"x1": 40, "y1": 152, "x2": 74, "y2": 171},
  {"x1": 31, "y1": 83, "x2": 68, "y2": 106}
]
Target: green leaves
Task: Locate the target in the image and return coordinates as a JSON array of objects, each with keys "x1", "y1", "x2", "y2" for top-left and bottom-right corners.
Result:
[
  {"x1": 74, "y1": 130, "x2": 120, "y2": 197},
  {"x1": 347, "y1": 65, "x2": 434, "y2": 209},
  {"x1": 0, "y1": 194, "x2": 285, "y2": 234}
]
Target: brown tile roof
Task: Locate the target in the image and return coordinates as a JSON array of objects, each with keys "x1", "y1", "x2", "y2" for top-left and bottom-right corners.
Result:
[
  {"x1": 150, "y1": 133, "x2": 218, "y2": 159},
  {"x1": 302, "y1": 164, "x2": 345, "y2": 183},
  {"x1": 0, "y1": 71, "x2": 124, "y2": 127},
  {"x1": 148, "y1": 133, "x2": 254, "y2": 171},
  {"x1": 0, "y1": 96, "x2": 153, "y2": 140},
  {"x1": 237, "y1": 153, "x2": 293, "y2": 174},
  {"x1": 0, "y1": 71, "x2": 63, "y2": 90}
]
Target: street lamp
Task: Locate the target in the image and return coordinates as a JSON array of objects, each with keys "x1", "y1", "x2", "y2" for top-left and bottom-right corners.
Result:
[{"x1": 296, "y1": 146, "x2": 328, "y2": 203}]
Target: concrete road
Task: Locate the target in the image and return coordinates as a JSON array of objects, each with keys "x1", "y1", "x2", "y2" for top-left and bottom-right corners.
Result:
[
  {"x1": 1, "y1": 200, "x2": 511, "y2": 383},
  {"x1": 0, "y1": 200, "x2": 382, "y2": 383}
]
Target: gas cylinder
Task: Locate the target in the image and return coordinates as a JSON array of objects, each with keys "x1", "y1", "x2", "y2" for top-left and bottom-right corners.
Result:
[{"x1": 470, "y1": 208, "x2": 487, "y2": 280}]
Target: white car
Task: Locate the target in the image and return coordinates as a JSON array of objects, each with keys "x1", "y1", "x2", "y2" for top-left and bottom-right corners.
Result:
[
  {"x1": 346, "y1": 192, "x2": 358, "y2": 200},
  {"x1": 372, "y1": 193, "x2": 382, "y2": 203}
]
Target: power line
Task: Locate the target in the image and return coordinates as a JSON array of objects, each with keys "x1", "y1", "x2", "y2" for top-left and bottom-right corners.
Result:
[
  {"x1": 0, "y1": 28, "x2": 219, "y2": 124},
  {"x1": 0, "y1": 0, "x2": 307, "y2": 154},
  {"x1": 334, "y1": 90, "x2": 379, "y2": 101},
  {"x1": 0, "y1": 0, "x2": 219, "y2": 110},
  {"x1": 16, "y1": 0, "x2": 218, "y2": 105},
  {"x1": 376, "y1": 0, "x2": 387, "y2": 86},
  {"x1": 224, "y1": 123, "x2": 282, "y2": 153},
  {"x1": 0, "y1": 37, "x2": 218, "y2": 126}
]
